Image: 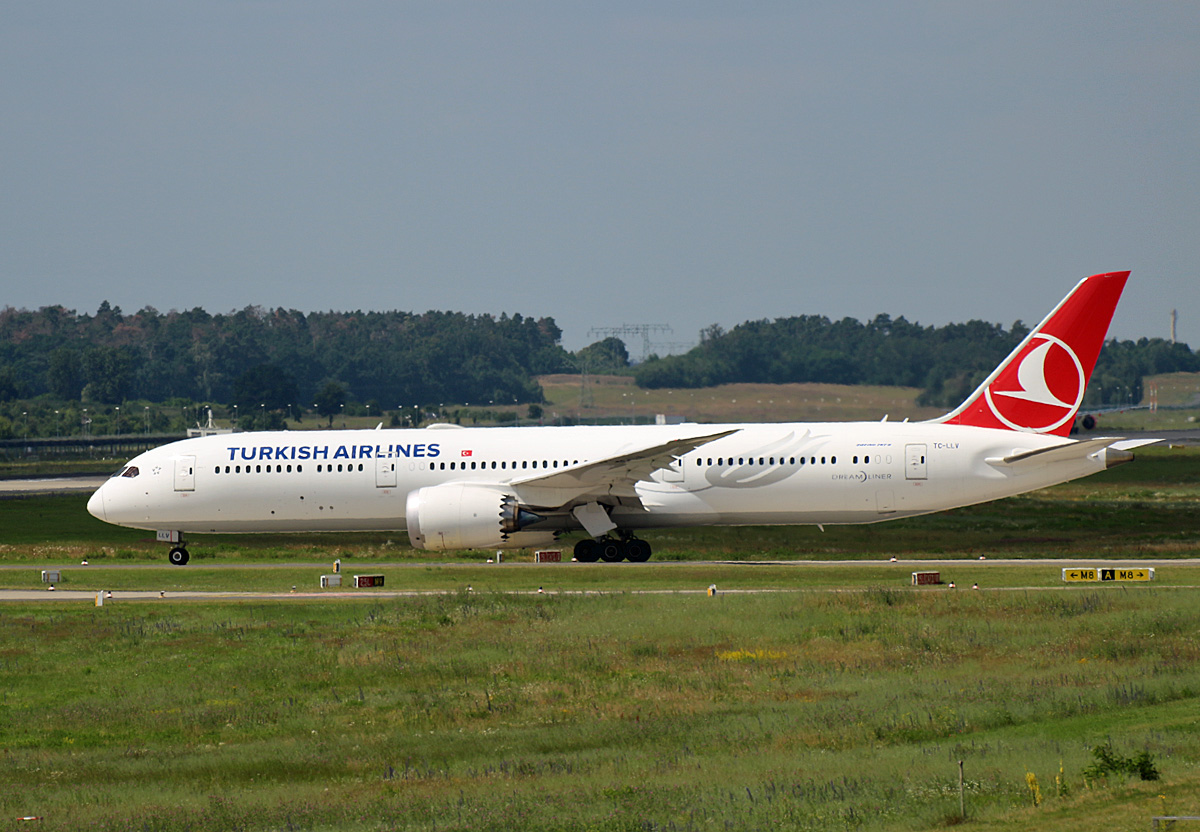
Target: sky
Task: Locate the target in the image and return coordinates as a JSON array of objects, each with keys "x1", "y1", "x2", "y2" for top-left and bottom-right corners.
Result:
[{"x1": 3, "y1": 2, "x2": 1198, "y2": 355}]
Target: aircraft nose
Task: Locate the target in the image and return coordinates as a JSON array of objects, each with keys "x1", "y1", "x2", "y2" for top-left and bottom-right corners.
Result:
[{"x1": 87, "y1": 486, "x2": 107, "y2": 522}]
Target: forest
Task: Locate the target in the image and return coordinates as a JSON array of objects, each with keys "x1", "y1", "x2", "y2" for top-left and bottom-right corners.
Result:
[
  {"x1": 0, "y1": 301, "x2": 1195, "y2": 438},
  {"x1": 634, "y1": 314, "x2": 1199, "y2": 409}
]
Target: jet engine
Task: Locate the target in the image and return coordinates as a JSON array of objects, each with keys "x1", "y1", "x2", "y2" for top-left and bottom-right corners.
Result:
[{"x1": 405, "y1": 483, "x2": 547, "y2": 550}]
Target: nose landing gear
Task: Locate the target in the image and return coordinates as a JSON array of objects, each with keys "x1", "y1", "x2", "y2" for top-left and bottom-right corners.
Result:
[{"x1": 158, "y1": 532, "x2": 190, "y2": 565}]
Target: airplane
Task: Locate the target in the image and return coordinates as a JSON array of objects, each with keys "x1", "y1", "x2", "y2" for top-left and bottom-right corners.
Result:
[{"x1": 87, "y1": 271, "x2": 1153, "y2": 565}]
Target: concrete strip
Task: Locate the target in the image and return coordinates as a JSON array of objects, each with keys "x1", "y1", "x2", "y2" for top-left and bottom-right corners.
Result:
[{"x1": 0, "y1": 476, "x2": 108, "y2": 495}]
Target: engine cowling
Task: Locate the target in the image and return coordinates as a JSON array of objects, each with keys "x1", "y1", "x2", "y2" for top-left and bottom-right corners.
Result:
[{"x1": 405, "y1": 483, "x2": 546, "y2": 551}]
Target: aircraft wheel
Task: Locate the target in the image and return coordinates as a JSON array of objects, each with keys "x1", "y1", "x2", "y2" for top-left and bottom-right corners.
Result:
[
  {"x1": 624, "y1": 538, "x2": 652, "y2": 563},
  {"x1": 599, "y1": 538, "x2": 625, "y2": 563},
  {"x1": 573, "y1": 539, "x2": 600, "y2": 563},
  {"x1": 168, "y1": 547, "x2": 190, "y2": 566}
]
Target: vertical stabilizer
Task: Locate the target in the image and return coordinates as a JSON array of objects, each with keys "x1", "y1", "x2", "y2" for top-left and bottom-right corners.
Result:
[{"x1": 938, "y1": 271, "x2": 1129, "y2": 436}]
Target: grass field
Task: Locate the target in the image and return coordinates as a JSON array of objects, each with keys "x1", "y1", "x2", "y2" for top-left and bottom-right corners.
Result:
[
  {"x1": 0, "y1": 413, "x2": 1197, "y2": 830},
  {"x1": 1, "y1": 589, "x2": 1199, "y2": 831},
  {"x1": 537, "y1": 374, "x2": 947, "y2": 425}
]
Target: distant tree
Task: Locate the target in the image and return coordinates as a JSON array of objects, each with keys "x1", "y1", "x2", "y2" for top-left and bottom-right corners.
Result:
[
  {"x1": 314, "y1": 381, "x2": 347, "y2": 428},
  {"x1": 81, "y1": 346, "x2": 132, "y2": 404},
  {"x1": 574, "y1": 337, "x2": 631, "y2": 374},
  {"x1": 0, "y1": 365, "x2": 20, "y2": 402},
  {"x1": 48, "y1": 349, "x2": 83, "y2": 399},
  {"x1": 232, "y1": 363, "x2": 298, "y2": 429}
]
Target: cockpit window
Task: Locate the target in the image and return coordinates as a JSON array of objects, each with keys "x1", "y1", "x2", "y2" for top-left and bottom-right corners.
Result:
[{"x1": 119, "y1": 466, "x2": 140, "y2": 479}]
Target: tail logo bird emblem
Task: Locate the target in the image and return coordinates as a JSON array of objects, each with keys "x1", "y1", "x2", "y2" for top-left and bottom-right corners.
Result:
[{"x1": 984, "y1": 334, "x2": 1085, "y2": 433}]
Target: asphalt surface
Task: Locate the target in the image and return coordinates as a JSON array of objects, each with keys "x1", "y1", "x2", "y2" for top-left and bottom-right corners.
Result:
[{"x1": 0, "y1": 475, "x2": 107, "y2": 495}]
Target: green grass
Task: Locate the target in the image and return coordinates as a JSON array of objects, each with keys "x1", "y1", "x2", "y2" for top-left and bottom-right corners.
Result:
[
  {"x1": 0, "y1": 442, "x2": 1197, "y2": 830},
  {"x1": 2, "y1": 590, "x2": 1199, "y2": 830},
  {"x1": 2, "y1": 563, "x2": 1199, "y2": 595}
]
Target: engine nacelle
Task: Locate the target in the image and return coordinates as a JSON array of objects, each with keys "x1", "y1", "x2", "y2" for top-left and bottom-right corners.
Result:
[{"x1": 405, "y1": 483, "x2": 545, "y2": 551}]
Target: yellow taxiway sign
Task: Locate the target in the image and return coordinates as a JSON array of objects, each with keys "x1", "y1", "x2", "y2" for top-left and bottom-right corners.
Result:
[{"x1": 1062, "y1": 567, "x2": 1154, "y2": 582}]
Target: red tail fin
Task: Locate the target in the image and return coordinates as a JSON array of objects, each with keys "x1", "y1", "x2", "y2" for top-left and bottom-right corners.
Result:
[{"x1": 939, "y1": 271, "x2": 1130, "y2": 436}]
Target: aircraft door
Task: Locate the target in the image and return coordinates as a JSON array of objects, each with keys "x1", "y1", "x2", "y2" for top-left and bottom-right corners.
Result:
[
  {"x1": 905, "y1": 444, "x2": 927, "y2": 480},
  {"x1": 376, "y1": 456, "x2": 397, "y2": 488},
  {"x1": 174, "y1": 456, "x2": 196, "y2": 492}
]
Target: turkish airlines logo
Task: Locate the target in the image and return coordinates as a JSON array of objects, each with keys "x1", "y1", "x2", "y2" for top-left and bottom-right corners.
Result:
[{"x1": 984, "y1": 335, "x2": 1085, "y2": 433}]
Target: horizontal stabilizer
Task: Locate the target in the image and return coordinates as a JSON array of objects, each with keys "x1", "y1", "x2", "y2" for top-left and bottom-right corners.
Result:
[
  {"x1": 986, "y1": 436, "x2": 1143, "y2": 471},
  {"x1": 1109, "y1": 438, "x2": 1160, "y2": 451}
]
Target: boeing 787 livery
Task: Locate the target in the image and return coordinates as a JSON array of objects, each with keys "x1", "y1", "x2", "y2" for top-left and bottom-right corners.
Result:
[{"x1": 88, "y1": 271, "x2": 1150, "y2": 564}]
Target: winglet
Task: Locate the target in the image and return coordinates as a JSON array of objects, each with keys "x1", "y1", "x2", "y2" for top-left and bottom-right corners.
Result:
[{"x1": 938, "y1": 271, "x2": 1129, "y2": 436}]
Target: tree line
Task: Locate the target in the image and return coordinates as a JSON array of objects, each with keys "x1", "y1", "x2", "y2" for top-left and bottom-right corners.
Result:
[
  {"x1": 634, "y1": 314, "x2": 1198, "y2": 409},
  {"x1": 0, "y1": 302, "x2": 1194, "y2": 439},
  {"x1": 0, "y1": 301, "x2": 567, "y2": 410}
]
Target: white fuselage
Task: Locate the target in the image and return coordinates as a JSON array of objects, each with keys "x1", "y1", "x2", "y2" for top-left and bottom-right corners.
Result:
[{"x1": 86, "y1": 421, "x2": 1108, "y2": 537}]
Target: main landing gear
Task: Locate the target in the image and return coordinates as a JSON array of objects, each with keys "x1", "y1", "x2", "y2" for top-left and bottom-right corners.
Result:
[{"x1": 573, "y1": 535, "x2": 652, "y2": 563}]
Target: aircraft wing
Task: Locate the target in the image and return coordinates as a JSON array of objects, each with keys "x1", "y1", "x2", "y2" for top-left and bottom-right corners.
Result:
[{"x1": 510, "y1": 429, "x2": 738, "y2": 509}]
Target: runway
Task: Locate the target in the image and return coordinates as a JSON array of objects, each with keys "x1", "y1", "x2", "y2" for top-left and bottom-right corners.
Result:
[{"x1": 0, "y1": 474, "x2": 107, "y2": 495}]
